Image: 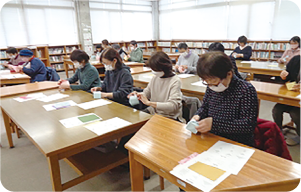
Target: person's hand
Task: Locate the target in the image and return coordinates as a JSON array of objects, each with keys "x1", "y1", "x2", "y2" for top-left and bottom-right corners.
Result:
[
  {"x1": 91, "y1": 87, "x2": 102, "y2": 92},
  {"x1": 191, "y1": 115, "x2": 200, "y2": 121},
  {"x1": 182, "y1": 65, "x2": 188, "y2": 70},
  {"x1": 17, "y1": 65, "x2": 23, "y2": 71},
  {"x1": 101, "y1": 92, "x2": 108, "y2": 98},
  {"x1": 58, "y1": 79, "x2": 67, "y2": 85},
  {"x1": 292, "y1": 83, "x2": 301, "y2": 92},
  {"x1": 280, "y1": 70, "x2": 289, "y2": 80},
  {"x1": 195, "y1": 117, "x2": 213, "y2": 133},
  {"x1": 175, "y1": 65, "x2": 179, "y2": 70},
  {"x1": 237, "y1": 54, "x2": 243, "y2": 58},
  {"x1": 178, "y1": 66, "x2": 186, "y2": 73},
  {"x1": 127, "y1": 91, "x2": 138, "y2": 98},
  {"x1": 58, "y1": 81, "x2": 70, "y2": 89},
  {"x1": 137, "y1": 93, "x2": 150, "y2": 105},
  {"x1": 277, "y1": 58, "x2": 284, "y2": 64}
]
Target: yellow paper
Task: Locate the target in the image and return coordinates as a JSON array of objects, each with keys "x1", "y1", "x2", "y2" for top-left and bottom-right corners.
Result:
[
  {"x1": 188, "y1": 162, "x2": 225, "y2": 181},
  {"x1": 286, "y1": 81, "x2": 296, "y2": 91}
]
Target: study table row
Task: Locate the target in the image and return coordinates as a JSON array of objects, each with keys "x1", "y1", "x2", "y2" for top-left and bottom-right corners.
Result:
[
  {"x1": 132, "y1": 72, "x2": 300, "y2": 108},
  {"x1": 0, "y1": 82, "x2": 300, "y2": 191}
]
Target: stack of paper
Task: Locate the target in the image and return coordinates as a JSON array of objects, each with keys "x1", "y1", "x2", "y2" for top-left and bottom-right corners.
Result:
[
  {"x1": 77, "y1": 99, "x2": 112, "y2": 110},
  {"x1": 37, "y1": 93, "x2": 69, "y2": 102},
  {"x1": 1, "y1": 74, "x2": 28, "y2": 79},
  {"x1": 170, "y1": 141, "x2": 255, "y2": 192},
  {"x1": 43, "y1": 100, "x2": 77, "y2": 111},
  {"x1": 286, "y1": 81, "x2": 296, "y2": 91},
  {"x1": 191, "y1": 81, "x2": 207, "y2": 87},
  {"x1": 59, "y1": 113, "x2": 102, "y2": 128},
  {"x1": 85, "y1": 117, "x2": 132, "y2": 135}
]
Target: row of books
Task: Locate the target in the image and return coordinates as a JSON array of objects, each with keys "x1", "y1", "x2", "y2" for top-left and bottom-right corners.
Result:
[
  {"x1": 49, "y1": 56, "x2": 63, "y2": 62},
  {"x1": 147, "y1": 42, "x2": 154, "y2": 46},
  {"x1": 65, "y1": 46, "x2": 77, "y2": 53},
  {"x1": 148, "y1": 48, "x2": 156, "y2": 52},
  {"x1": 0, "y1": 51, "x2": 7, "y2": 58},
  {"x1": 137, "y1": 43, "x2": 146, "y2": 47},
  {"x1": 49, "y1": 48, "x2": 64, "y2": 54},
  {"x1": 251, "y1": 51, "x2": 283, "y2": 59},
  {"x1": 158, "y1": 42, "x2": 171, "y2": 46},
  {"x1": 51, "y1": 64, "x2": 64, "y2": 70}
]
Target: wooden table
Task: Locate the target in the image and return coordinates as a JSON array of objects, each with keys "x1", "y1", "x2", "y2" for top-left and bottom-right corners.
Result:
[
  {"x1": 0, "y1": 81, "x2": 58, "y2": 98},
  {"x1": 0, "y1": 73, "x2": 31, "y2": 85},
  {"x1": 132, "y1": 73, "x2": 300, "y2": 107},
  {"x1": 236, "y1": 60, "x2": 286, "y2": 78},
  {"x1": 0, "y1": 89, "x2": 152, "y2": 191},
  {"x1": 130, "y1": 67, "x2": 151, "y2": 75},
  {"x1": 125, "y1": 114, "x2": 301, "y2": 191}
]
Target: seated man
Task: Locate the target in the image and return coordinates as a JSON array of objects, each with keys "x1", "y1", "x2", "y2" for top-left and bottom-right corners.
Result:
[
  {"x1": 175, "y1": 43, "x2": 199, "y2": 74},
  {"x1": 127, "y1": 40, "x2": 144, "y2": 63}
]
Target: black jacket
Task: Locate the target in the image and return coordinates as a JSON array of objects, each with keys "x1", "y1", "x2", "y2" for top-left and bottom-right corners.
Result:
[{"x1": 285, "y1": 55, "x2": 300, "y2": 82}]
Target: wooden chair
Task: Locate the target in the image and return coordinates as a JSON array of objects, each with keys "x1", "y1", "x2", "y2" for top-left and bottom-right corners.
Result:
[{"x1": 63, "y1": 56, "x2": 76, "y2": 78}]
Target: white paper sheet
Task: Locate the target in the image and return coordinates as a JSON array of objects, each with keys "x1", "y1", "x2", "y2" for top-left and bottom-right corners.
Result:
[
  {"x1": 143, "y1": 74, "x2": 154, "y2": 79},
  {"x1": 177, "y1": 74, "x2": 195, "y2": 78},
  {"x1": 13, "y1": 93, "x2": 45, "y2": 102},
  {"x1": 296, "y1": 94, "x2": 301, "y2": 99},
  {"x1": 200, "y1": 141, "x2": 255, "y2": 175},
  {"x1": 85, "y1": 117, "x2": 132, "y2": 135},
  {"x1": 240, "y1": 61, "x2": 253, "y2": 63},
  {"x1": 0, "y1": 70, "x2": 11, "y2": 75},
  {"x1": 37, "y1": 93, "x2": 69, "y2": 102},
  {"x1": 59, "y1": 113, "x2": 102, "y2": 128},
  {"x1": 1, "y1": 74, "x2": 28, "y2": 79},
  {"x1": 77, "y1": 99, "x2": 112, "y2": 110},
  {"x1": 43, "y1": 100, "x2": 77, "y2": 111},
  {"x1": 191, "y1": 81, "x2": 207, "y2": 87},
  {"x1": 125, "y1": 62, "x2": 138, "y2": 64},
  {"x1": 170, "y1": 155, "x2": 231, "y2": 192}
]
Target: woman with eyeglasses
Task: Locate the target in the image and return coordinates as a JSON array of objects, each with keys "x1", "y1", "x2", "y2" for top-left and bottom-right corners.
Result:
[{"x1": 191, "y1": 51, "x2": 258, "y2": 147}]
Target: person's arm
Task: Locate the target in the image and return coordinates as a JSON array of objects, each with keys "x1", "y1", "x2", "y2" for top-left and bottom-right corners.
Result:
[
  {"x1": 242, "y1": 46, "x2": 252, "y2": 60},
  {"x1": 175, "y1": 56, "x2": 182, "y2": 72},
  {"x1": 186, "y1": 54, "x2": 199, "y2": 74},
  {"x1": 70, "y1": 69, "x2": 100, "y2": 90},
  {"x1": 230, "y1": 47, "x2": 239, "y2": 57},
  {"x1": 278, "y1": 50, "x2": 289, "y2": 64},
  {"x1": 22, "y1": 60, "x2": 42, "y2": 76},
  {"x1": 211, "y1": 85, "x2": 258, "y2": 135},
  {"x1": 67, "y1": 69, "x2": 79, "y2": 84},
  {"x1": 284, "y1": 56, "x2": 300, "y2": 82},
  {"x1": 101, "y1": 76, "x2": 107, "y2": 92},
  {"x1": 142, "y1": 79, "x2": 152, "y2": 99},
  {"x1": 155, "y1": 79, "x2": 182, "y2": 113},
  {"x1": 111, "y1": 72, "x2": 133, "y2": 100},
  {"x1": 231, "y1": 58, "x2": 243, "y2": 79}
]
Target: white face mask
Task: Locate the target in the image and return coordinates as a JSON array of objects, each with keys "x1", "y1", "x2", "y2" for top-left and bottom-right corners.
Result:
[
  {"x1": 130, "y1": 47, "x2": 134, "y2": 51},
  {"x1": 181, "y1": 51, "x2": 188, "y2": 57},
  {"x1": 104, "y1": 64, "x2": 114, "y2": 71},
  {"x1": 8, "y1": 55, "x2": 16, "y2": 59},
  {"x1": 152, "y1": 70, "x2": 165, "y2": 77},
  {"x1": 73, "y1": 61, "x2": 84, "y2": 69},
  {"x1": 208, "y1": 82, "x2": 228, "y2": 92}
]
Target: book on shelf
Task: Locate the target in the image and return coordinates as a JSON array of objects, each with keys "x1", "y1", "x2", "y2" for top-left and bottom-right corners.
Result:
[
  {"x1": 158, "y1": 42, "x2": 171, "y2": 46},
  {"x1": 0, "y1": 51, "x2": 7, "y2": 58},
  {"x1": 147, "y1": 42, "x2": 153, "y2": 47},
  {"x1": 37, "y1": 50, "x2": 42, "y2": 58},
  {"x1": 193, "y1": 42, "x2": 202, "y2": 48},
  {"x1": 49, "y1": 48, "x2": 64, "y2": 54},
  {"x1": 270, "y1": 52, "x2": 282, "y2": 59},
  {"x1": 138, "y1": 43, "x2": 145, "y2": 47},
  {"x1": 148, "y1": 48, "x2": 155, "y2": 52},
  {"x1": 249, "y1": 42, "x2": 256, "y2": 49},
  {"x1": 50, "y1": 56, "x2": 63, "y2": 62},
  {"x1": 66, "y1": 46, "x2": 77, "y2": 53},
  {"x1": 55, "y1": 64, "x2": 64, "y2": 70},
  {"x1": 162, "y1": 48, "x2": 170, "y2": 52}
]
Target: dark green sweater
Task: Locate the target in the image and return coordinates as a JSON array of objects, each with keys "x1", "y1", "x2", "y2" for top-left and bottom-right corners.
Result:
[{"x1": 68, "y1": 62, "x2": 101, "y2": 92}]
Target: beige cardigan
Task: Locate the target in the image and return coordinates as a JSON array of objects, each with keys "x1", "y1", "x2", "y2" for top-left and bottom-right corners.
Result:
[{"x1": 143, "y1": 74, "x2": 184, "y2": 122}]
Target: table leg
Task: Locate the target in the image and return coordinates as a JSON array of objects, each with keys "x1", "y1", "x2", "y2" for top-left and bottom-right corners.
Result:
[
  {"x1": 47, "y1": 155, "x2": 62, "y2": 191},
  {"x1": 1, "y1": 108, "x2": 14, "y2": 148},
  {"x1": 160, "y1": 176, "x2": 164, "y2": 190},
  {"x1": 129, "y1": 151, "x2": 144, "y2": 191},
  {"x1": 144, "y1": 166, "x2": 150, "y2": 180}
]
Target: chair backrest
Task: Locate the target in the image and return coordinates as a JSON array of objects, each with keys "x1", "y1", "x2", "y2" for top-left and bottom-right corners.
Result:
[{"x1": 182, "y1": 96, "x2": 203, "y2": 123}]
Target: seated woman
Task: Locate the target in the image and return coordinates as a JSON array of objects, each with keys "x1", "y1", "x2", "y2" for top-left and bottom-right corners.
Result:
[
  {"x1": 127, "y1": 40, "x2": 144, "y2": 63},
  {"x1": 192, "y1": 51, "x2": 258, "y2": 146},
  {"x1": 58, "y1": 49, "x2": 101, "y2": 92},
  {"x1": 128, "y1": 51, "x2": 184, "y2": 123},
  {"x1": 91, "y1": 48, "x2": 133, "y2": 106},
  {"x1": 278, "y1": 36, "x2": 300, "y2": 65},
  {"x1": 230, "y1": 35, "x2": 252, "y2": 61},
  {"x1": 1, "y1": 47, "x2": 25, "y2": 71},
  {"x1": 273, "y1": 55, "x2": 300, "y2": 146},
  {"x1": 175, "y1": 42, "x2": 199, "y2": 74},
  {"x1": 18, "y1": 49, "x2": 47, "y2": 82}
]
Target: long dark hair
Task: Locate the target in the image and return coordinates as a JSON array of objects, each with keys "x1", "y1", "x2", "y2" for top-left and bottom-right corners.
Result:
[
  {"x1": 100, "y1": 48, "x2": 123, "y2": 69},
  {"x1": 148, "y1": 51, "x2": 174, "y2": 78}
]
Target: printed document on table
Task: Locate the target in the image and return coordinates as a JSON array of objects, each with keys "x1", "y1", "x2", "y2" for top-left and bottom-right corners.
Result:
[
  {"x1": 77, "y1": 99, "x2": 112, "y2": 110},
  {"x1": 191, "y1": 81, "x2": 207, "y2": 87},
  {"x1": 43, "y1": 100, "x2": 77, "y2": 111},
  {"x1": 170, "y1": 155, "x2": 231, "y2": 192},
  {"x1": 60, "y1": 113, "x2": 102, "y2": 128},
  {"x1": 14, "y1": 93, "x2": 45, "y2": 102},
  {"x1": 198, "y1": 141, "x2": 255, "y2": 175},
  {"x1": 85, "y1": 117, "x2": 132, "y2": 135},
  {"x1": 241, "y1": 61, "x2": 253, "y2": 63},
  {"x1": 177, "y1": 74, "x2": 195, "y2": 78},
  {"x1": 37, "y1": 93, "x2": 69, "y2": 102}
]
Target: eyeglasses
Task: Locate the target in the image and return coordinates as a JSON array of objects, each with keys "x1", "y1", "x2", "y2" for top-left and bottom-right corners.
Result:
[{"x1": 202, "y1": 80, "x2": 221, "y2": 87}]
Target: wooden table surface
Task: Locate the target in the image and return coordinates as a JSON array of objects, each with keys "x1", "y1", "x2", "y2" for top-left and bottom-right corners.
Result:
[
  {"x1": 0, "y1": 72, "x2": 31, "y2": 85},
  {"x1": 125, "y1": 114, "x2": 301, "y2": 191},
  {"x1": 236, "y1": 60, "x2": 286, "y2": 77},
  {"x1": 1, "y1": 89, "x2": 152, "y2": 191},
  {"x1": 130, "y1": 67, "x2": 151, "y2": 75},
  {"x1": 132, "y1": 72, "x2": 300, "y2": 107},
  {"x1": 0, "y1": 81, "x2": 58, "y2": 98}
]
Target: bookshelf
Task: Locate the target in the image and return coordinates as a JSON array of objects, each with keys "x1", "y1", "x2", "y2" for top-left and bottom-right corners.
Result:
[
  {"x1": 48, "y1": 44, "x2": 81, "y2": 71},
  {"x1": 157, "y1": 39, "x2": 290, "y2": 62}
]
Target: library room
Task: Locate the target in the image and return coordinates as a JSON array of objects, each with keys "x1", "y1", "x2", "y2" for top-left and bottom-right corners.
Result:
[{"x1": 0, "y1": 0, "x2": 300, "y2": 191}]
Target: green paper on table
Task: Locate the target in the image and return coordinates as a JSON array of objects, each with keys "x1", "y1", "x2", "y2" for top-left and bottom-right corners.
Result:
[
  {"x1": 286, "y1": 81, "x2": 296, "y2": 91},
  {"x1": 78, "y1": 114, "x2": 100, "y2": 123}
]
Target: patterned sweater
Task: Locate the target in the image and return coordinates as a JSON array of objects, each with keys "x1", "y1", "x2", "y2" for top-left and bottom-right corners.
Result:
[{"x1": 195, "y1": 75, "x2": 258, "y2": 146}]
